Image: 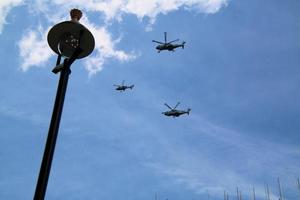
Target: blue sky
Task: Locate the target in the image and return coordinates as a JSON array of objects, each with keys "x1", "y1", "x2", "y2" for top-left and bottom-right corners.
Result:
[{"x1": 0, "y1": 0, "x2": 300, "y2": 199}]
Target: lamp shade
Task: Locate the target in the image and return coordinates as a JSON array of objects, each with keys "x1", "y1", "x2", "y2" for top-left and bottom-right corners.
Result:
[{"x1": 47, "y1": 21, "x2": 95, "y2": 59}]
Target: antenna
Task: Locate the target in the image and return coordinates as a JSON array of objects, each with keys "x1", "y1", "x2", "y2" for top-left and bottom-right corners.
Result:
[
  {"x1": 264, "y1": 185, "x2": 268, "y2": 200},
  {"x1": 155, "y1": 193, "x2": 157, "y2": 200},
  {"x1": 282, "y1": 187, "x2": 286, "y2": 200},
  {"x1": 298, "y1": 178, "x2": 300, "y2": 200},
  {"x1": 253, "y1": 187, "x2": 256, "y2": 200},
  {"x1": 267, "y1": 184, "x2": 271, "y2": 200},
  {"x1": 278, "y1": 177, "x2": 283, "y2": 200},
  {"x1": 224, "y1": 190, "x2": 230, "y2": 200},
  {"x1": 239, "y1": 190, "x2": 242, "y2": 200}
]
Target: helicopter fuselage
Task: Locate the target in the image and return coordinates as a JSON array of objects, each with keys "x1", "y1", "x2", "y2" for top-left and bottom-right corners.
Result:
[
  {"x1": 115, "y1": 85, "x2": 134, "y2": 91},
  {"x1": 153, "y1": 32, "x2": 185, "y2": 53},
  {"x1": 162, "y1": 109, "x2": 190, "y2": 117},
  {"x1": 156, "y1": 43, "x2": 184, "y2": 52}
]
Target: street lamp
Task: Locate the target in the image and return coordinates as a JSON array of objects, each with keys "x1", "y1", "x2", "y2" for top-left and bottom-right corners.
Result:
[{"x1": 34, "y1": 9, "x2": 95, "y2": 200}]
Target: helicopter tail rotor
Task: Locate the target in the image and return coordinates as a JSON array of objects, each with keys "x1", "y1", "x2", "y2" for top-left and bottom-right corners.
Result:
[
  {"x1": 182, "y1": 41, "x2": 186, "y2": 49},
  {"x1": 187, "y1": 108, "x2": 191, "y2": 115},
  {"x1": 129, "y1": 85, "x2": 134, "y2": 89},
  {"x1": 164, "y1": 32, "x2": 167, "y2": 44}
]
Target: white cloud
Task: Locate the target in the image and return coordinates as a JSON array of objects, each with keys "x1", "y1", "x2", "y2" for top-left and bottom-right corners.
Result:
[
  {"x1": 82, "y1": 23, "x2": 137, "y2": 77},
  {"x1": 184, "y1": 0, "x2": 229, "y2": 14},
  {"x1": 0, "y1": 0, "x2": 24, "y2": 33},
  {"x1": 17, "y1": 16, "x2": 136, "y2": 74},
  {"x1": 16, "y1": 0, "x2": 228, "y2": 74},
  {"x1": 84, "y1": 54, "x2": 105, "y2": 76},
  {"x1": 82, "y1": 17, "x2": 137, "y2": 75},
  {"x1": 50, "y1": 0, "x2": 228, "y2": 22},
  {"x1": 18, "y1": 26, "x2": 53, "y2": 71}
]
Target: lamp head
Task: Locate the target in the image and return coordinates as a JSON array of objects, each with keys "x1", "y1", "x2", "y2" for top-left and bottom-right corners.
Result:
[{"x1": 47, "y1": 9, "x2": 95, "y2": 59}]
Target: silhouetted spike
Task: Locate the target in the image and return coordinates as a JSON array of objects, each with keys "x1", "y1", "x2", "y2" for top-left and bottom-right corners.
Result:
[
  {"x1": 264, "y1": 185, "x2": 267, "y2": 200},
  {"x1": 297, "y1": 178, "x2": 300, "y2": 200},
  {"x1": 266, "y1": 184, "x2": 270, "y2": 200},
  {"x1": 239, "y1": 190, "x2": 242, "y2": 200},
  {"x1": 278, "y1": 177, "x2": 283, "y2": 200},
  {"x1": 253, "y1": 187, "x2": 256, "y2": 200}
]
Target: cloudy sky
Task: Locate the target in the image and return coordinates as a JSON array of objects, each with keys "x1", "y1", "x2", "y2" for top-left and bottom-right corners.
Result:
[{"x1": 0, "y1": 0, "x2": 300, "y2": 199}]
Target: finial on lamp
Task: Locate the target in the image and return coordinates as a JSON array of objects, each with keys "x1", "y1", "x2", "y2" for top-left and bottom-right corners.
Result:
[{"x1": 70, "y1": 8, "x2": 82, "y2": 22}]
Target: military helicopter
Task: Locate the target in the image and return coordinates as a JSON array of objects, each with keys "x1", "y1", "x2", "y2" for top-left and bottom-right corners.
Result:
[
  {"x1": 113, "y1": 80, "x2": 134, "y2": 91},
  {"x1": 152, "y1": 32, "x2": 185, "y2": 53},
  {"x1": 162, "y1": 102, "x2": 191, "y2": 118}
]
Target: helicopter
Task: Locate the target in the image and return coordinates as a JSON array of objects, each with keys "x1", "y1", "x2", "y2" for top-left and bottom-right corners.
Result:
[
  {"x1": 152, "y1": 32, "x2": 185, "y2": 53},
  {"x1": 162, "y1": 102, "x2": 191, "y2": 118},
  {"x1": 113, "y1": 80, "x2": 134, "y2": 91}
]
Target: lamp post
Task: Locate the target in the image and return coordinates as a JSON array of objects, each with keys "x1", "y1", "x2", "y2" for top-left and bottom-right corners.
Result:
[{"x1": 34, "y1": 9, "x2": 95, "y2": 200}]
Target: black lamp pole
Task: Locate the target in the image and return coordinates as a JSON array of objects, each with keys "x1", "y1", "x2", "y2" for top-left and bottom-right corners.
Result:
[
  {"x1": 34, "y1": 49, "x2": 82, "y2": 200},
  {"x1": 33, "y1": 55, "x2": 68, "y2": 200},
  {"x1": 33, "y1": 9, "x2": 94, "y2": 200}
]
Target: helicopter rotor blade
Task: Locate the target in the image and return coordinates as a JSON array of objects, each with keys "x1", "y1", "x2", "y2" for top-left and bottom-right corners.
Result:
[
  {"x1": 122, "y1": 80, "x2": 125, "y2": 86},
  {"x1": 113, "y1": 84, "x2": 121, "y2": 87},
  {"x1": 164, "y1": 32, "x2": 167, "y2": 43},
  {"x1": 167, "y1": 39, "x2": 179, "y2": 44},
  {"x1": 174, "y1": 102, "x2": 180, "y2": 109},
  {"x1": 152, "y1": 40, "x2": 164, "y2": 44},
  {"x1": 164, "y1": 103, "x2": 173, "y2": 110}
]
